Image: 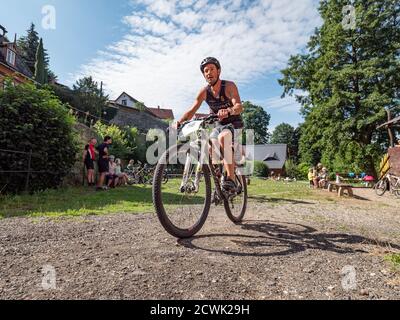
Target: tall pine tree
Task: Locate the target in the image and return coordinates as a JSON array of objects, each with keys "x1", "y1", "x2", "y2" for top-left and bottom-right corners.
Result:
[
  {"x1": 34, "y1": 38, "x2": 47, "y2": 85},
  {"x1": 279, "y1": 0, "x2": 400, "y2": 176},
  {"x1": 17, "y1": 23, "x2": 39, "y2": 74},
  {"x1": 18, "y1": 23, "x2": 55, "y2": 82}
]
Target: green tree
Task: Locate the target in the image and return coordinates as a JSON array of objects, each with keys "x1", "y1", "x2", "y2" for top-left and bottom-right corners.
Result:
[
  {"x1": 34, "y1": 38, "x2": 47, "y2": 85},
  {"x1": 284, "y1": 159, "x2": 299, "y2": 179},
  {"x1": 270, "y1": 123, "x2": 301, "y2": 162},
  {"x1": 93, "y1": 122, "x2": 133, "y2": 160},
  {"x1": 242, "y1": 101, "x2": 271, "y2": 144},
  {"x1": 279, "y1": 0, "x2": 400, "y2": 176},
  {"x1": 17, "y1": 23, "x2": 39, "y2": 74},
  {"x1": 73, "y1": 76, "x2": 109, "y2": 118},
  {"x1": 0, "y1": 80, "x2": 78, "y2": 193},
  {"x1": 18, "y1": 23, "x2": 55, "y2": 81}
]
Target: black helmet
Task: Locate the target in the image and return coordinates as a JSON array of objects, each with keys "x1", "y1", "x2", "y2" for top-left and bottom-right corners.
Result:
[{"x1": 200, "y1": 57, "x2": 221, "y2": 73}]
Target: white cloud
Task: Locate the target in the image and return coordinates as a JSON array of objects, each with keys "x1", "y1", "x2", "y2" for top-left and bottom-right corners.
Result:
[
  {"x1": 71, "y1": 0, "x2": 321, "y2": 118},
  {"x1": 258, "y1": 96, "x2": 302, "y2": 113}
]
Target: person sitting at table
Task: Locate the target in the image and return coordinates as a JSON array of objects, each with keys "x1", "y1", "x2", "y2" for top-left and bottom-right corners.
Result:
[{"x1": 319, "y1": 167, "x2": 329, "y2": 189}]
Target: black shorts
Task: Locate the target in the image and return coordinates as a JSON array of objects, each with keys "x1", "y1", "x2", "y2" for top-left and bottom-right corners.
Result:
[
  {"x1": 85, "y1": 159, "x2": 94, "y2": 170},
  {"x1": 98, "y1": 159, "x2": 109, "y2": 173}
]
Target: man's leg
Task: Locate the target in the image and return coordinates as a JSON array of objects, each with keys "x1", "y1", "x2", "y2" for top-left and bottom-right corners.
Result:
[
  {"x1": 88, "y1": 169, "x2": 94, "y2": 184},
  {"x1": 218, "y1": 130, "x2": 235, "y2": 181},
  {"x1": 107, "y1": 175, "x2": 113, "y2": 187},
  {"x1": 97, "y1": 172, "x2": 105, "y2": 188}
]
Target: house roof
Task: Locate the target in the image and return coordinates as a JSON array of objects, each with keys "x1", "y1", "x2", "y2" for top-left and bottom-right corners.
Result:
[
  {"x1": 114, "y1": 91, "x2": 139, "y2": 104},
  {"x1": 148, "y1": 107, "x2": 174, "y2": 120},
  {"x1": 0, "y1": 34, "x2": 33, "y2": 80},
  {"x1": 251, "y1": 144, "x2": 288, "y2": 170},
  {"x1": 112, "y1": 92, "x2": 174, "y2": 120}
]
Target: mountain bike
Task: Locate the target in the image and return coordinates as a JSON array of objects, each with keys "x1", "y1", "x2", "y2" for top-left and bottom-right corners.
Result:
[
  {"x1": 374, "y1": 172, "x2": 400, "y2": 198},
  {"x1": 152, "y1": 115, "x2": 248, "y2": 238}
]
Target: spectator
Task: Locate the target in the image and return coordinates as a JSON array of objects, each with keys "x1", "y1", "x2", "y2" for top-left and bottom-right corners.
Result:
[
  {"x1": 106, "y1": 155, "x2": 119, "y2": 188},
  {"x1": 363, "y1": 175, "x2": 375, "y2": 187},
  {"x1": 115, "y1": 158, "x2": 129, "y2": 186},
  {"x1": 308, "y1": 167, "x2": 314, "y2": 188},
  {"x1": 319, "y1": 167, "x2": 329, "y2": 188},
  {"x1": 270, "y1": 171, "x2": 275, "y2": 180},
  {"x1": 312, "y1": 166, "x2": 320, "y2": 188},
  {"x1": 83, "y1": 138, "x2": 97, "y2": 186},
  {"x1": 126, "y1": 159, "x2": 135, "y2": 172},
  {"x1": 96, "y1": 136, "x2": 112, "y2": 191}
]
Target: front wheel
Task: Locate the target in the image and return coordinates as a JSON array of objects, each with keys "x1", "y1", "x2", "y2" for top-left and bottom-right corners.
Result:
[
  {"x1": 153, "y1": 145, "x2": 212, "y2": 238},
  {"x1": 224, "y1": 174, "x2": 247, "y2": 224}
]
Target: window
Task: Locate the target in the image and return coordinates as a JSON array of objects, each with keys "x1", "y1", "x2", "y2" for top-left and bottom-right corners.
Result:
[
  {"x1": 264, "y1": 152, "x2": 279, "y2": 161},
  {"x1": 121, "y1": 99, "x2": 127, "y2": 106},
  {"x1": 6, "y1": 48, "x2": 16, "y2": 66}
]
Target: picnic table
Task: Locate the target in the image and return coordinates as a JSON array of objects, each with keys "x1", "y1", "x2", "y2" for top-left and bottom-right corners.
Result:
[{"x1": 327, "y1": 182, "x2": 354, "y2": 197}]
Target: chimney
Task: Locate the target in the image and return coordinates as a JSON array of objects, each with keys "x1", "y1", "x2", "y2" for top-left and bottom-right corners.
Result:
[{"x1": 158, "y1": 105, "x2": 160, "y2": 110}]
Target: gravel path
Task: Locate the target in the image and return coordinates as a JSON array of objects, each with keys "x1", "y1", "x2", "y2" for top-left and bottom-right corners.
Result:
[{"x1": 1, "y1": 188, "x2": 399, "y2": 300}]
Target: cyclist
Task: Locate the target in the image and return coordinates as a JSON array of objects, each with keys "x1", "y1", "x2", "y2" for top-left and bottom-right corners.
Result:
[{"x1": 174, "y1": 57, "x2": 244, "y2": 192}]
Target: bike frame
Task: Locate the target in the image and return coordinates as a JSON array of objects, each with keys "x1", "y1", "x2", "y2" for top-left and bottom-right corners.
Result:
[{"x1": 178, "y1": 124, "x2": 236, "y2": 203}]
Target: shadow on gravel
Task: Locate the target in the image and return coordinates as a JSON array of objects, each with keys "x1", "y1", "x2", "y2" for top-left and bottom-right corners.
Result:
[
  {"x1": 248, "y1": 196, "x2": 313, "y2": 204},
  {"x1": 179, "y1": 220, "x2": 400, "y2": 257},
  {"x1": 350, "y1": 195, "x2": 370, "y2": 201}
]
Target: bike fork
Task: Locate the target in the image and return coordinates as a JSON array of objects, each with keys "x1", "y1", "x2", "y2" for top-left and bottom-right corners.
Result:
[{"x1": 180, "y1": 153, "x2": 192, "y2": 192}]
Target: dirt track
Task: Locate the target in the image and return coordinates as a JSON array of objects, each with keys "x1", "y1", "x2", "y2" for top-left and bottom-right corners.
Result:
[{"x1": 1, "y1": 189, "x2": 399, "y2": 300}]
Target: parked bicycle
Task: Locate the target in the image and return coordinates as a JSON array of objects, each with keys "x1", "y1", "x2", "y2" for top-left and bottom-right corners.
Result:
[
  {"x1": 126, "y1": 163, "x2": 168, "y2": 186},
  {"x1": 152, "y1": 114, "x2": 248, "y2": 238},
  {"x1": 374, "y1": 172, "x2": 400, "y2": 198}
]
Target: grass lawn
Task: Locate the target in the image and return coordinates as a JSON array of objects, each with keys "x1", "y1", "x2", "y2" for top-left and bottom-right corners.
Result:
[{"x1": 0, "y1": 179, "x2": 328, "y2": 219}]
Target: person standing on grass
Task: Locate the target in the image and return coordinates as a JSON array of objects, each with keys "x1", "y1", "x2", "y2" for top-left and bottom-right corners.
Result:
[
  {"x1": 308, "y1": 167, "x2": 314, "y2": 188},
  {"x1": 96, "y1": 136, "x2": 112, "y2": 191},
  {"x1": 83, "y1": 138, "x2": 97, "y2": 186}
]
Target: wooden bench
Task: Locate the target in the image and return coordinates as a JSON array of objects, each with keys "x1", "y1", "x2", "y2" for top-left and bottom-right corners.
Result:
[{"x1": 328, "y1": 182, "x2": 353, "y2": 197}]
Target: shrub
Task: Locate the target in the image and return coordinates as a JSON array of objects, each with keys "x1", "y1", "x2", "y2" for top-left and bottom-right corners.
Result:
[
  {"x1": 0, "y1": 81, "x2": 78, "y2": 193},
  {"x1": 253, "y1": 161, "x2": 269, "y2": 177},
  {"x1": 93, "y1": 122, "x2": 133, "y2": 160},
  {"x1": 297, "y1": 162, "x2": 311, "y2": 180},
  {"x1": 284, "y1": 159, "x2": 299, "y2": 179}
]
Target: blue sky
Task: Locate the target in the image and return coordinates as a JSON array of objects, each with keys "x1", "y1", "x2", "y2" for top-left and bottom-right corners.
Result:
[{"x1": 1, "y1": 0, "x2": 322, "y2": 131}]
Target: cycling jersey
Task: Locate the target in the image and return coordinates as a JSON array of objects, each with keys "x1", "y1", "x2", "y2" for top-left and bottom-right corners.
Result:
[{"x1": 205, "y1": 80, "x2": 244, "y2": 129}]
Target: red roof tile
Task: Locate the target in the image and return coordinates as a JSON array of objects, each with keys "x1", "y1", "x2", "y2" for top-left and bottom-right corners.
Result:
[{"x1": 148, "y1": 107, "x2": 174, "y2": 120}]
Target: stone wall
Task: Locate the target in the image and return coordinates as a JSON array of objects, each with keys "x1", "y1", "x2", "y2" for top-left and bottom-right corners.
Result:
[
  {"x1": 110, "y1": 106, "x2": 168, "y2": 132},
  {"x1": 63, "y1": 123, "x2": 99, "y2": 186},
  {"x1": 388, "y1": 147, "x2": 400, "y2": 176}
]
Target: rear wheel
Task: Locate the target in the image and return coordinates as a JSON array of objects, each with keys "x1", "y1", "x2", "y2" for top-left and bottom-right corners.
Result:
[
  {"x1": 224, "y1": 174, "x2": 247, "y2": 224},
  {"x1": 153, "y1": 145, "x2": 211, "y2": 238},
  {"x1": 375, "y1": 178, "x2": 387, "y2": 196}
]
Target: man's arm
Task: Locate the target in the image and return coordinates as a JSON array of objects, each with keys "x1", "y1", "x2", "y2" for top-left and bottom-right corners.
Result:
[
  {"x1": 103, "y1": 146, "x2": 109, "y2": 159},
  {"x1": 177, "y1": 88, "x2": 206, "y2": 126},
  {"x1": 226, "y1": 82, "x2": 243, "y2": 116}
]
